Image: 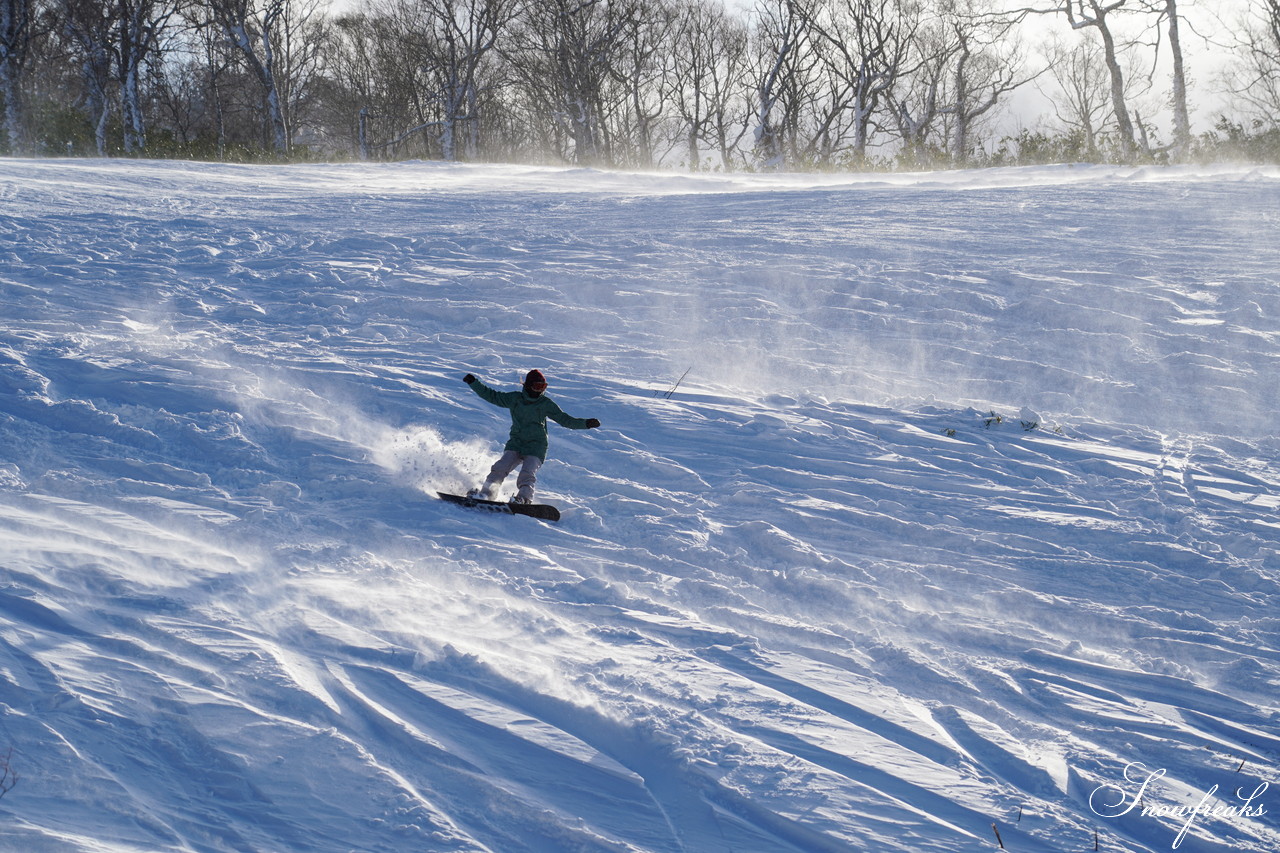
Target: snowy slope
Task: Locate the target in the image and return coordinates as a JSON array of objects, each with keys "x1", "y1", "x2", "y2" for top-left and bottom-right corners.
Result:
[{"x1": 1, "y1": 158, "x2": 1278, "y2": 853}]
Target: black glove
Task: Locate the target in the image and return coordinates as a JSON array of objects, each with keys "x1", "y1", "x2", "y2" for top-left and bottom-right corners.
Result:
[
  {"x1": 586, "y1": 418, "x2": 600, "y2": 429},
  {"x1": 463, "y1": 373, "x2": 476, "y2": 385}
]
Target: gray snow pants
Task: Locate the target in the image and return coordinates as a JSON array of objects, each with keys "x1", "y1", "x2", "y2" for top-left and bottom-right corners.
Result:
[{"x1": 481, "y1": 450, "x2": 542, "y2": 502}]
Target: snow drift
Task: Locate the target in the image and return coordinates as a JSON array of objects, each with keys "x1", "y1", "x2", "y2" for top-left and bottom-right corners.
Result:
[{"x1": 0, "y1": 158, "x2": 1278, "y2": 852}]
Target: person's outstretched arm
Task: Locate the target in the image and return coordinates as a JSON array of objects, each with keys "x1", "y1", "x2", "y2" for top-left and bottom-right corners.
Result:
[
  {"x1": 463, "y1": 373, "x2": 517, "y2": 408},
  {"x1": 545, "y1": 398, "x2": 600, "y2": 430}
]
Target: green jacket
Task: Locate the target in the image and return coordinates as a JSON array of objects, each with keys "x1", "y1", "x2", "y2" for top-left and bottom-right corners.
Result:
[{"x1": 469, "y1": 378, "x2": 592, "y2": 461}]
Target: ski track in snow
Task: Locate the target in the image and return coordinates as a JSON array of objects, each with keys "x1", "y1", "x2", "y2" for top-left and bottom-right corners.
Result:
[{"x1": 1, "y1": 158, "x2": 1278, "y2": 852}]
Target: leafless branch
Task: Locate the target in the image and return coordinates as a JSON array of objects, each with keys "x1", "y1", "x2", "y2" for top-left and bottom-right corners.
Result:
[{"x1": 1, "y1": 747, "x2": 18, "y2": 800}]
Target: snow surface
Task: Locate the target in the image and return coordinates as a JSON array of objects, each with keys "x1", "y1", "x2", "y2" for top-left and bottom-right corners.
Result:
[{"x1": 1, "y1": 158, "x2": 1278, "y2": 852}]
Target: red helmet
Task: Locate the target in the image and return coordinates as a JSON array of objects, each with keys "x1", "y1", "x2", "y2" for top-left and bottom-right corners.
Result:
[{"x1": 524, "y1": 369, "x2": 547, "y2": 393}]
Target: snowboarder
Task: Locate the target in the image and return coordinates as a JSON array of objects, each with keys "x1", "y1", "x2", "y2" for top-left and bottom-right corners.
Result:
[{"x1": 462, "y1": 369, "x2": 600, "y2": 504}]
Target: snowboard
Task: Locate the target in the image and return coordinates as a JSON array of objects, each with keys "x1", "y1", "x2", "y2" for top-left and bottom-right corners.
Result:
[{"x1": 437, "y1": 492, "x2": 561, "y2": 522}]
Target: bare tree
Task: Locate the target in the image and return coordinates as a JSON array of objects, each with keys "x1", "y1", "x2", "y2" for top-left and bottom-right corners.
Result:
[
  {"x1": 1042, "y1": 32, "x2": 1111, "y2": 156},
  {"x1": 7, "y1": 0, "x2": 1274, "y2": 165},
  {"x1": 205, "y1": 0, "x2": 287, "y2": 152},
  {"x1": 797, "y1": 0, "x2": 921, "y2": 165},
  {"x1": 322, "y1": 10, "x2": 389, "y2": 156},
  {"x1": 937, "y1": 1, "x2": 1030, "y2": 164},
  {"x1": 611, "y1": 0, "x2": 675, "y2": 167},
  {"x1": 669, "y1": 0, "x2": 749, "y2": 170},
  {"x1": 57, "y1": 0, "x2": 183, "y2": 155},
  {"x1": 0, "y1": 747, "x2": 16, "y2": 800},
  {"x1": 750, "y1": 0, "x2": 811, "y2": 168},
  {"x1": 204, "y1": 0, "x2": 325, "y2": 154},
  {"x1": 116, "y1": 0, "x2": 182, "y2": 152},
  {"x1": 60, "y1": 0, "x2": 115, "y2": 154},
  {"x1": 326, "y1": 6, "x2": 438, "y2": 158},
  {"x1": 1153, "y1": 0, "x2": 1190, "y2": 156},
  {"x1": 506, "y1": 0, "x2": 631, "y2": 166},
  {"x1": 410, "y1": 0, "x2": 514, "y2": 161},
  {"x1": 892, "y1": 1, "x2": 1029, "y2": 166},
  {"x1": 270, "y1": 0, "x2": 328, "y2": 148},
  {"x1": 892, "y1": 9, "x2": 949, "y2": 166},
  {"x1": 168, "y1": 1, "x2": 233, "y2": 156},
  {"x1": 1101, "y1": 0, "x2": 1194, "y2": 158},
  {"x1": 1018, "y1": 0, "x2": 1139, "y2": 157},
  {"x1": 0, "y1": 0, "x2": 34, "y2": 153},
  {"x1": 345, "y1": 0, "x2": 512, "y2": 161},
  {"x1": 1224, "y1": 0, "x2": 1280, "y2": 126}
]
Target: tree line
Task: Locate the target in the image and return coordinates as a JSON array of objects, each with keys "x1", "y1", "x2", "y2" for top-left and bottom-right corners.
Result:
[{"x1": 2, "y1": 0, "x2": 1279, "y2": 169}]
